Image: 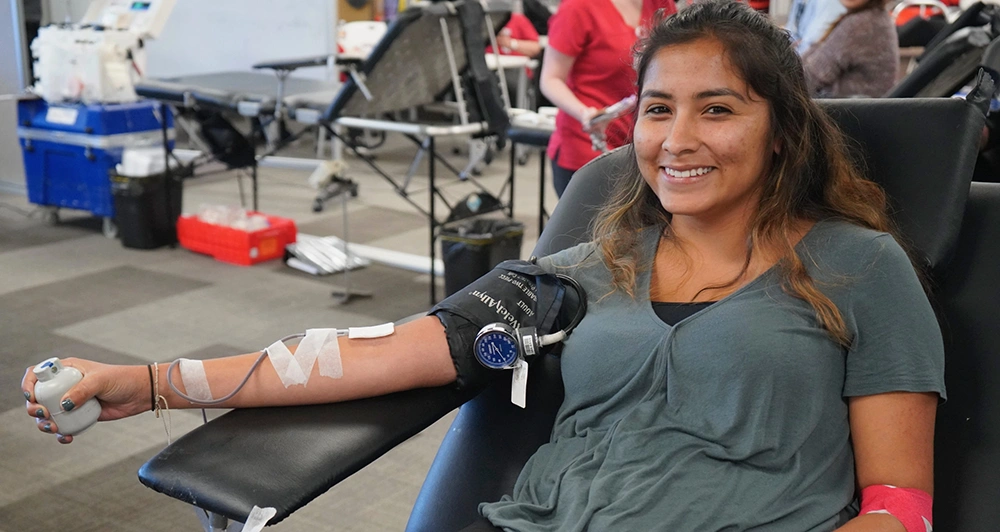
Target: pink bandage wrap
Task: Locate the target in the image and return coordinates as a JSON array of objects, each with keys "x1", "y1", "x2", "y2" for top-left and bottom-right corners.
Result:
[{"x1": 860, "y1": 484, "x2": 933, "y2": 532}]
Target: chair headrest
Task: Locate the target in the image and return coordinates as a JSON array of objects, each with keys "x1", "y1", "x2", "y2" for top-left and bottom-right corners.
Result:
[
  {"x1": 822, "y1": 98, "x2": 981, "y2": 276},
  {"x1": 535, "y1": 98, "x2": 983, "y2": 279}
]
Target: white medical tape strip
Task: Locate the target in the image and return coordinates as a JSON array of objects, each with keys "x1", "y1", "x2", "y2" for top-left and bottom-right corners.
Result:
[
  {"x1": 266, "y1": 339, "x2": 309, "y2": 388},
  {"x1": 178, "y1": 358, "x2": 214, "y2": 402},
  {"x1": 241, "y1": 505, "x2": 277, "y2": 532},
  {"x1": 347, "y1": 322, "x2": 395, "y2": 339},
  {"x1": 301, "y1": 328, "x2": 343, "y2": 379},
  {"x1": 290, "y1": 329, "x2": 327, "y2": 386},
  {"x1": 319, "y1": 339, "x2": 344, "y2": 379}
]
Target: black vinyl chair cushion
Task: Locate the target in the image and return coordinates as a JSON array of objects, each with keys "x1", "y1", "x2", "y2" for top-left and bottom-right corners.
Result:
[
  {"x1": 506, "y1": 126, "x2": 552, "y2": 147},
  {"x1": 138, "y1": 387, "x2": 476, "y2": 525},
  {"x1": 134, "y1": 80, "x2": 194, "y2": 106},
  {"x1": 819, "y1": 98, "x2": 981, "y2": 277},
  {"x1": 932, "y1": 182, "x2": 1000, "y2": 531},
  {"x1": 322, "y1": 2, "x2": 509, "y2": 123},
  {"x1": 887, "y1": 33, "x2": 990, "y2": 98},
  {"x1": 252, "y1": 55, "x2": 331, "y2": 72},
  {"x1": 134, "y1": 80, "x2": 275, "y2": 114},
  {"x1": 190, "y1": 89, "x2": 274, "y2": 114},
  {"x1": 921, "y1": 2, "x2": 990, "y2": 58}
]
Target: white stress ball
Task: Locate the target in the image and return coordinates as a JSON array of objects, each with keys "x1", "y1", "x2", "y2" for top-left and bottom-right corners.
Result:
[{"x1": 33, "y1": 358, "x2": 101, "y2": 436}]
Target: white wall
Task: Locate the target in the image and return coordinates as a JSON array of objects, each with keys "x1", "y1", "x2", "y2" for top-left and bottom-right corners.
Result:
[
  {"x1": 48, "y1": 0, "x2": 338, "y2": 80},
  {"x1": 1, "y1": 0, "x2": 29, "y2": 94},
  {"x1": 1, "y1": 0, "x2": 28, "y2": 192},
  {"x1": 146, "y1": 0, "x2": 337, "y2": 79},
  {"x1": 0, "y1": 96, "x2": 26, "y2": 195}
]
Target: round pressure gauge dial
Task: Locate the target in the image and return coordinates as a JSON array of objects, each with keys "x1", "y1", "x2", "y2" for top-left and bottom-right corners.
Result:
[{"x1": 474, "y1": 323, "x2": 521, "y2": 370}]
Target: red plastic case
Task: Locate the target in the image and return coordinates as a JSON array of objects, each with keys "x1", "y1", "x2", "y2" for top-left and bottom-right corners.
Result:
[{"x1": 176, "y1": 213, "x2": 297, "y2": 266}]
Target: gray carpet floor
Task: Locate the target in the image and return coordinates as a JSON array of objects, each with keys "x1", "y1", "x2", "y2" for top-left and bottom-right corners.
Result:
[{"x1": 0, "y1": 131, "x2": 551, "y2": 531}]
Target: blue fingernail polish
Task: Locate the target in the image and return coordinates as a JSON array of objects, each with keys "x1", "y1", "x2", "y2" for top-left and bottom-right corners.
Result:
[
  {"x1": 61, "y1": 399, "x2": 75, "y2": 411},
  {"x1": 24, "y1": 391, "x2": 31, "y2": 400},
  {"x1": 43, "y1": 423, "x2": 51, "y2": 432},
  {"x1": 35, "y1": 408, "x2": 44, "y2": 418}
]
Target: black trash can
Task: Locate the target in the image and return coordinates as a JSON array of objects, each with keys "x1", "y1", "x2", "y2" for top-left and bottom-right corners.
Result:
[
  {"x1": 440, "y1": 217, "x2": 524, "y2": 297},
  {"x1": 112, "y1": 172, "x2": 183, "y2": 250}
]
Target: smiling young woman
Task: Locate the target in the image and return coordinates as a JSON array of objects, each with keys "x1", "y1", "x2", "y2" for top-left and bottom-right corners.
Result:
[{"x1": 580, "y1": 3, "x2": 940, "y2": 530}]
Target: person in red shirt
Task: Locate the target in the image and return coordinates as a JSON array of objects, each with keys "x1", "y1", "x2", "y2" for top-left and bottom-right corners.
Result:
[
  {"x1": 491, "y1": 12, "x2": 543, "y2": 59},
  {"x1": 541, "y1": 0, "x2": 677, "y2": 197}
]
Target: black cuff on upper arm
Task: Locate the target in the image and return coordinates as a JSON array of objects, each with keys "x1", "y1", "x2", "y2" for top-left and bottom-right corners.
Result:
[{"x1": 431, "y1": 311, "x2": 495, "y2": 392}]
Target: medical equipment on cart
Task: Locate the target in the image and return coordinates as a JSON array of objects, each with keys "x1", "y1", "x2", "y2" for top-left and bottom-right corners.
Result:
[
  {"x1": 31, "y1": 0, "x2": 176, "y2": 104},
  {"x1": 134, "y1": 1, "x2": 514, "y2": 304}
]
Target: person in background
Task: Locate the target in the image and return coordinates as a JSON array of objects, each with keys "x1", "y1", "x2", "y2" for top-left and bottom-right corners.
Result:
[
  {"x1": 786, "y1": 0, "x2": 847, "y2": 55},
  {"x1": 492, "y1": 1, "x2": 543, "y2": 59},
  {"x1": 802, "y1": 0, "x2": 898, "y2": 97},
  {"x1": 540, "y1": 0, "x2": 677, "y2": 198}
]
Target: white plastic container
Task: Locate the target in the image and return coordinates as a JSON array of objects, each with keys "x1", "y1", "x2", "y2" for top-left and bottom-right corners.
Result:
[{"x1": 33, "y1": 358, "x2": 102, "y2": 436}]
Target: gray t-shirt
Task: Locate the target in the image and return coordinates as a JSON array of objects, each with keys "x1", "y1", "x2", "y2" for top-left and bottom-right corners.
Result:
[{"x1": 480, "y1": 220, "x2": 945, "y2": 531}]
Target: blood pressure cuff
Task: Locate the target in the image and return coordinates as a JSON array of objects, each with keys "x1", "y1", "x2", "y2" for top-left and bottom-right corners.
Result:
[{"x1": 429, "y1": 260, "x2": 568, "y2": 391}]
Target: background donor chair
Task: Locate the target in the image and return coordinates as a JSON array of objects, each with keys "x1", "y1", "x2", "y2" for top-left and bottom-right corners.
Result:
[{"x1": 139, "y1": 96, "x2": 993, "y2": 531}]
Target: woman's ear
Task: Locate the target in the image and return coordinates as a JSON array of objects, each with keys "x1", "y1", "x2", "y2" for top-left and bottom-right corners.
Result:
[{"x1": 773, "y1": 137, "x2": 782, "y2": 155}]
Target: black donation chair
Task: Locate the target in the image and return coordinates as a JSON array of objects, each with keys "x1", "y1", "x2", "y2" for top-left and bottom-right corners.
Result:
[
  {"x1": 888, "y1": 2, "x2": 1000, "y2": 99},
  {"x1": 139, "y1": 97, "x2": 991, "y2": 531}
]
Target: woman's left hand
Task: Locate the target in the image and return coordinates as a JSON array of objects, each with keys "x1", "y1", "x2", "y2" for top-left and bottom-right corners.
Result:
[{"x1": 22, "y1": 359, "x2": 151, "y2": 443}]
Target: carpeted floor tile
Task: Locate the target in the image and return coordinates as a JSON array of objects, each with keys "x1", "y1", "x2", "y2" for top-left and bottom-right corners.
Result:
[
  {"x1": 52, "y1": 270, "x2": 383, "y2": 362},
  {"x1": 0, "y1": 213, "x2": 107, "y2": 252},
  {"x1": 0, "y1": 447, "x2": 205, "y2": 532},
  {"x1": 272, "y1": 262, "x2": 434, "y2": 320},
  {"x1": 295, "y1": 204, "x2": 427, "y2": 246},
  {"x1": 0, "y1": 265, "x2": 211, "y2": 332}
]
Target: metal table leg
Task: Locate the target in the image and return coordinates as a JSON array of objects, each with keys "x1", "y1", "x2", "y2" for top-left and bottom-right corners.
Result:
[{"x1": 429, "y1": 136, "x2": 438, "y2": 305}]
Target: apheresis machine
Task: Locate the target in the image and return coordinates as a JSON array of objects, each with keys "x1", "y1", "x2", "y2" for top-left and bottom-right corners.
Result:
[
  {"x1": 17, "y1": 0, "x2": 177, "y2": 234},
  {"x1": 32, "y1": 0, "x2": 176, "y2": 104}
]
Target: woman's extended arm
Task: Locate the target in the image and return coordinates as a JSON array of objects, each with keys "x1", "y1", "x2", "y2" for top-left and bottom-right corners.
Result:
[
  {"x1": 539, "y1": 45, "x2": 599, "y2": 128},
  {"x1": 23, "y1": 316, "x2": 456, "y2": 443},
  {"x1": 834, "y1": 391, "x2": 938, "y2": 532},
  {"x1": 496, "y1": 33, "x2": 543, "y2": 59}
]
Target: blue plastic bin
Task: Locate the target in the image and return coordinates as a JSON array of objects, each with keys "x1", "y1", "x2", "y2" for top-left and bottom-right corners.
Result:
[{"x1": 16, "y1": 98, "x2": 174, "y2": 219}]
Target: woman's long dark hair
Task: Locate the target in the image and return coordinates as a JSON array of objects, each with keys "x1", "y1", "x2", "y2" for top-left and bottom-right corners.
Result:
[{"x1": 591, "y1": 0, "x2": 896, "y2": 345}]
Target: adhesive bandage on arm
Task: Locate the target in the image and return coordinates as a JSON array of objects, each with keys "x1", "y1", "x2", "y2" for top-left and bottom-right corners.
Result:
[
  {"x1": 859, "y1": 484, "x2": 933, "y2": 532},
  {"x1": 177, "y1": 359, "x2": 214, "y2": 402},
  {"x1": 165, "y1": 323, "x2": 395, "y2": 404}
]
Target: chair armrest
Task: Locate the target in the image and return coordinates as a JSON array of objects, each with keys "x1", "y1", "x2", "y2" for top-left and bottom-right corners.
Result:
[
  {"x1": 134, "y1": 80, "x2": 194, "y2": 106},
  {"x1": 335, "y1": 56, "x2": 365, "y2": 68},
  {"x1": 253, "y1": 55, "x2": 332, "y2": 72},
  {"x1": 138, "y1": 385, "x2": 475, "y2": 525}
]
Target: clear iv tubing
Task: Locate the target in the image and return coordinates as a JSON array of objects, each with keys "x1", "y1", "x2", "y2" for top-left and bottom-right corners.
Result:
[{"x1": 164, "y1": 333, "x2": 308, "y2": 406}]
